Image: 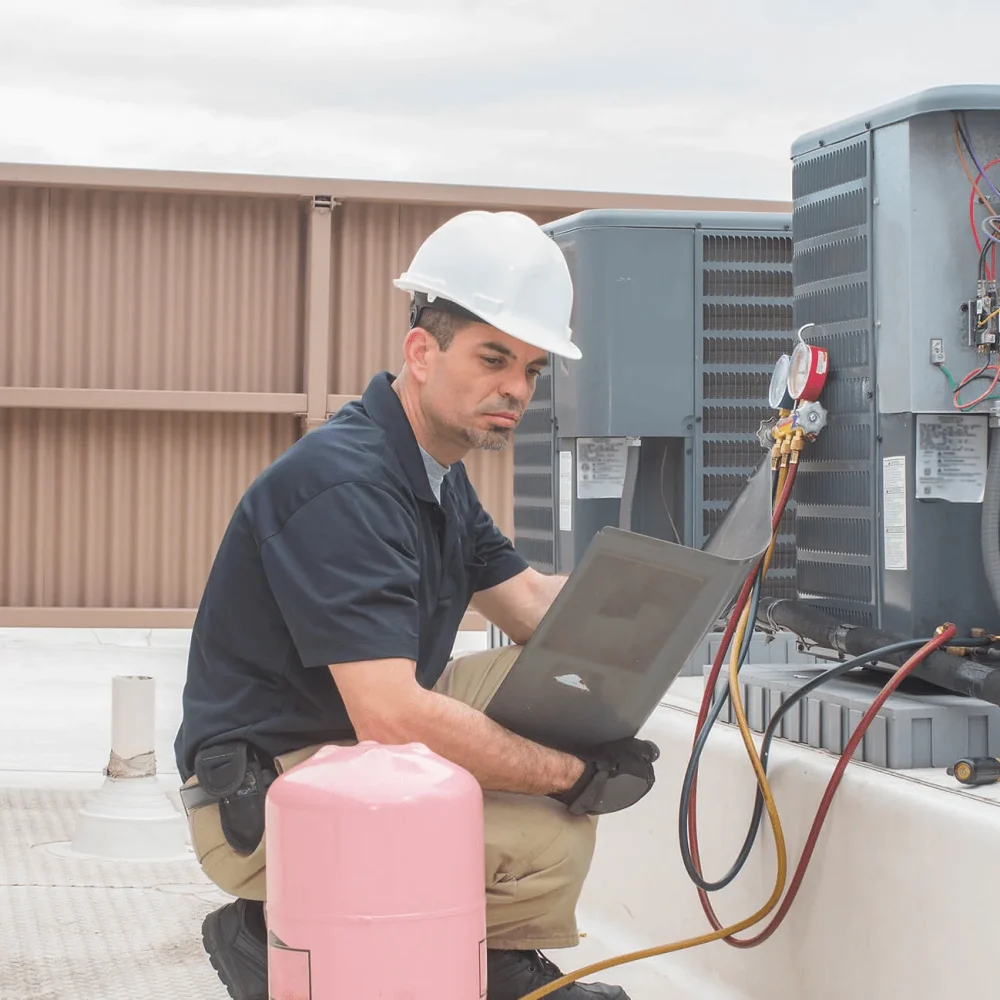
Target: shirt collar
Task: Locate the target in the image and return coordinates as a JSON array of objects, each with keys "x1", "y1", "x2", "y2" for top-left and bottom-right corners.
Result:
[{"x1": 361, "y1": 371, "x2": 438, "y2": 505}]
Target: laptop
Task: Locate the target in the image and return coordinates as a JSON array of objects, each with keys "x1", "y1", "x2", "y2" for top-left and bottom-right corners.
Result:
[{"x1": 482, "y1": 456, "x2": 774, "y2": 754}]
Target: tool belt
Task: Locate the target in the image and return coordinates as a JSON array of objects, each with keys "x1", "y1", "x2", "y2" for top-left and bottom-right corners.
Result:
[{"x1": 179, "y1": 741, "x2": 277, "y2": 856}]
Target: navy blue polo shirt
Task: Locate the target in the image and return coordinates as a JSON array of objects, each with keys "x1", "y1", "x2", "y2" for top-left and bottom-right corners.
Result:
[{"x1": 173, "y1": 371, "x2": 529, "y2": 781}]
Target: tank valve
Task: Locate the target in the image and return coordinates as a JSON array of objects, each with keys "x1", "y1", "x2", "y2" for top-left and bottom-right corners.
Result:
[{"x1": 947, "y1": 756, "x2": 1000, "y2": 786}]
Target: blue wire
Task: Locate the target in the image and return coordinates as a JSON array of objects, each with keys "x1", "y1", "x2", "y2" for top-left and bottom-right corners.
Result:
[{"x1": 959, "y1": 114, "x2": 1000, "y2": 204}]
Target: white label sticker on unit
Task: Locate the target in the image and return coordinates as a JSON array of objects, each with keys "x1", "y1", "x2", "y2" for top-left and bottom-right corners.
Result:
[
  {"x1": 576, "y1": 438, "x2": 628, "y2": 500},
  {"x1": 915, "y1": 413, "x2": 988, "y2": 503},
  {"x1": 558, "y1": 450, "x2": 573, "y2": 531},
  {"x1": 882, "y1": 455, "x2": 907, "y2": 572}
]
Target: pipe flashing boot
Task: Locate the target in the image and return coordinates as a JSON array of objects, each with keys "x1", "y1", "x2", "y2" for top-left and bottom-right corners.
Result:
[{"x1": 487, "y1": 948, "x2": 630, "y2": 999}]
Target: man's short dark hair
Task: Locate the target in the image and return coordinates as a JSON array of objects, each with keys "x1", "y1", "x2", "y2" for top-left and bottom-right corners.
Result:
[
  {"x1": 410, "y1": 293, "x2": 482, "y2": 351},
  {"x1": 416, "y1": 306, "x2": 472, "y2": 351}
]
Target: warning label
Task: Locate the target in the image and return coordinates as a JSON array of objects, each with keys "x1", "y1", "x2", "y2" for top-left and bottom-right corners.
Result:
[
  {"x1": 559, "y1": 450, "x2": 573, "y2": 531},
  {"x1": 882, "y1": 455, "x2": 907, "y2": 572},
  {"x1": 915, "y1": 414, "x2": 988, "y2": 503},
  {"x1": 576, "y1": 437, "x2": 628, "y2": 500}
]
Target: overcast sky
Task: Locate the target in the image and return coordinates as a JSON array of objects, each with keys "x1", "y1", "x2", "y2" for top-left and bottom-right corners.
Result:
[{"x1": 0, "y1": 0, "x2": 996, "y2": 201}]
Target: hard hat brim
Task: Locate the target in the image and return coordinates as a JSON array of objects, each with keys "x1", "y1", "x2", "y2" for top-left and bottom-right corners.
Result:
[{"x1": 393, "y1": 278, "x2": 582, "y2": 361}]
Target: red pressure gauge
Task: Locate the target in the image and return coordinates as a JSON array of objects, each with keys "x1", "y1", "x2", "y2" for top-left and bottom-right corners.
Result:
[{"x1": 788, "y1": 340, "x2": 829, "y2": 402}]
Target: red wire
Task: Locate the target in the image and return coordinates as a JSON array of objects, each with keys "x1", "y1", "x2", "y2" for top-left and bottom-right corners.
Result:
[
  {"x1": 969, "y1": 182, "x2": 983, "y2": 253},
  {"x1": 969, "y1": 181, "x2": 983, "y2": 257},
  {"x1": 969, "y1": 157, "x2": 1000, "y2": 281},
  {"x1": 956, "y1": 363, "x2": 1000, "y2": 410}
]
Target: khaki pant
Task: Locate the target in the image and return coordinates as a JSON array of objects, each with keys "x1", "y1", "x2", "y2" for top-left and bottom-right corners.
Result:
[{"x1": 183, "y1": 646, "x2": 597, "y2": 950}]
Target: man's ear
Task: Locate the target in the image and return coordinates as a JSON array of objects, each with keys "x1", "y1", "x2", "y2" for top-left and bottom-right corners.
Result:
[{"x1": 402, "y1": 327, "x2": 436, "y2": 384}]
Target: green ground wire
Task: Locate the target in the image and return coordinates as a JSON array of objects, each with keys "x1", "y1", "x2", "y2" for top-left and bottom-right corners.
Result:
[{"x1": 938, "y1": 363, "x2": 1000, "y2": 405}]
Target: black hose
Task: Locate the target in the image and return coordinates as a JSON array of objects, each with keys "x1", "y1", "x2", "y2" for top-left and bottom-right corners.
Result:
[
  {"x1": 981, "y1": 426, "x2": 1000, "y2": 617},
  {"x1": 757, "y1": 598, "x2": 1000, "y2": 707},
  {"x1": 677, "y1": 565, "x2": 765, "y2": 890},
  {"x1": 680, "y1": 631, "x2": 991, "y2": 893},
  {"x1": 730, "y1": 638, "x2": 937, "y2": 862},
  {"x1": 677, "y1": 467, "x2": 780, "y2": 891}
]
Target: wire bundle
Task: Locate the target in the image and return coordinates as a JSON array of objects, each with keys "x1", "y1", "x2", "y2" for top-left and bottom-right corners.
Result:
[
  {"x1": 947, "y1": 115, "x2": 1000, "y2": 409},
  {"x1": 520, "y1": 431, "x2": 958, "y2": 1000}
]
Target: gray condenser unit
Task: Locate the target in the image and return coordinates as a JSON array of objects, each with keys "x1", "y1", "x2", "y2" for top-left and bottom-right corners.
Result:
[
  {"x1": 510, "y1": 209, "x2": 796, "y2": 598},
  {"x1": 790, "y1": 85, "x2": 1000, "y2": 637}
]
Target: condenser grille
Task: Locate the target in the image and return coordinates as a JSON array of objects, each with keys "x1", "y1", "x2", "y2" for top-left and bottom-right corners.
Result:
[
  {"x1": 791, "y1": 140, "x2": 867, "y2": 198},
  {"x1": 702, "y1": 235, "x2": 793, "y2": 264},
  {"x1": 703, "y1": 269, "x2": 794, "y2": 298},
  {"x1": 797, "y1": 559, "x2": 873, "y2": 604},
  {"x1": 696, "y1": 229, "x2": 796, "y2": 600},
  {"x1": 703, "y1": 371, "x2": 773, "y2": 400},
  {"x1": 514, "y1": 505, "x2": 554, "y2": 533},
  {"x1": 512, "y1": 440, "x2": 551, "y2": 466},
  {"x1": 792, "y1": 136, "x2": 876, "y2": 625},
  {"x1": 794, "y1": 236, "x2": 868, "y2": 286},
  {"x1": 793, "y1": 470, "x2": 871, "y2": 508},
  {"x1": 703, "y1": 303, "x2": 794, "y2": 332},
  {"x1": 795, "y1": 516, "x2": 871, "y2": 557},
  {"x1": 703, "y1": 474, "x2": 756, "y2": 503},
  {"x1": 793, "y1": 188, "x2": 867, "y2": 241},
  {"x1": 808, "y1": 423, "x2": 873, "y2": 463},
  {"x1": 512, "y1": 537, "x2": 557, "y2": 567},
  {"x1": 513, "y1": 473, "x2": 553, "y2": 503},
  {"x1": 795, "y1": 283, "x2": 869, "y2": 325},
  {"x1": 701, "y1": 405, "x2": 771, "y2": 434},
  {"x1": 511, "y1": 370, "x2": 556, "y2": 572},
  {"x1": 703, "y1": 337, "x2": 793, "y2": 365},
  {"x1": 703, "y1": 439, "x2": 767, "y2": 468}
]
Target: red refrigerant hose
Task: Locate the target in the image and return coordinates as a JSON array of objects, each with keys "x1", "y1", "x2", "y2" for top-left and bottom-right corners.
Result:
[{"x1": 685, "y1": 468, "x2": 958, "y2": 947}]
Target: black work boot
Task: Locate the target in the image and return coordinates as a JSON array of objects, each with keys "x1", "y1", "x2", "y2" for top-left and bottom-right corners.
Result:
[
  {"x1": 487, "y1": 949, "x2": 630, "y2": 999},
  {"x1": 201, "y1": 898, "x2": 268, "y2": 1000}
]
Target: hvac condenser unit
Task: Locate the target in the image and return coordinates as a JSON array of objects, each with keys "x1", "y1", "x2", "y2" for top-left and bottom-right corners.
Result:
[
  {"x1": 790, "y1": 85, "x2": 1000, "y2": 636},
  {"x1": 510, "y1": 209, "x2": 796, "y2": 599}
]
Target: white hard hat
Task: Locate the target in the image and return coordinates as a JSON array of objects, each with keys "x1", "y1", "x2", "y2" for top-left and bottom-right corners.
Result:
[{"x1": 393, "y1": 210, "x2": 581, "y2": 361}]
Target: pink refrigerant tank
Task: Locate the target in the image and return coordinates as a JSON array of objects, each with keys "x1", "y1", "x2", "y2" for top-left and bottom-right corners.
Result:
[{"x1": 265, "y1": 741, "x2": 487, "y2": 999}]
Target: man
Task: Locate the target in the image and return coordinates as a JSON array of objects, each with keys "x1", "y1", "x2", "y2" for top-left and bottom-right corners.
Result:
[{"x1": 173, "y1": 209, "x2": 659, "y2": 1000}]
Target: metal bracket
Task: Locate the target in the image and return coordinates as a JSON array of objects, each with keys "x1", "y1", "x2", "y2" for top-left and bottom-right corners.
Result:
[
  {"x1": 311, "y1": 195, "x2": 338, "y2": 213},
  {"x1": 831, "y1": 623, "x2": 857, "y2": 655}
]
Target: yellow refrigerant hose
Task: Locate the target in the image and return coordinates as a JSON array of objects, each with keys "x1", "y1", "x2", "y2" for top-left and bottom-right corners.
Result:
[{"x1": 518, "y1": 447, "x2": 798, "y2": 1000}]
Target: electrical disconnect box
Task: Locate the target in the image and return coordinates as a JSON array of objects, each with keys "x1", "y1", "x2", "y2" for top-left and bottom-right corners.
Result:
[
  {"x1": 789, "y1": 85, "x2": 1000, "y2": 637},
  {"x1": 509, "y1": 209, "x2": 797, "y2": 600}
]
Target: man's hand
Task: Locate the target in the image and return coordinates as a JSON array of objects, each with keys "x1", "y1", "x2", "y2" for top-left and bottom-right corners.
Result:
[{"x1": 549, "y1": 738, "x2": 660, "y2": 816}]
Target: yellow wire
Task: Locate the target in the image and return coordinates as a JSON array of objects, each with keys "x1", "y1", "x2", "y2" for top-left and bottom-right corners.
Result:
[{"x1": 518, "y1": 453, "x2": 795, "y2": 1000}]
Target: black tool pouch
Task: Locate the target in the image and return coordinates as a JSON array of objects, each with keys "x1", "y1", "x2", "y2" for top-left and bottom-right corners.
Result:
[{"x1": 194, "y1": 741, "x2": 274, "y2": 856}]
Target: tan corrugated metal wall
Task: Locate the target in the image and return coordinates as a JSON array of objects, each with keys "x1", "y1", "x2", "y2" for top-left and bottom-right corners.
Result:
[
  {"x1": 0, "y1": 167, "x2": 788, "y2": 628},
  {"x1": 0, "y1": 180, "x2": 564, "y2": 626}
]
